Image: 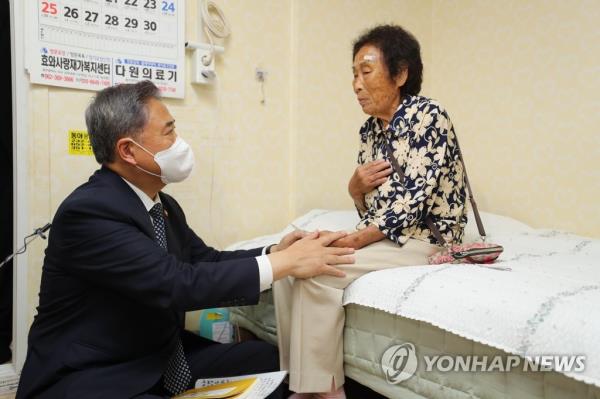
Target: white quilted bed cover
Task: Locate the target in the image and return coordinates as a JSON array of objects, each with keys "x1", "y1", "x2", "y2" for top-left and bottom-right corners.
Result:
[{"x1": 227, "y1": 210, "x2": 600, "y2": 388}]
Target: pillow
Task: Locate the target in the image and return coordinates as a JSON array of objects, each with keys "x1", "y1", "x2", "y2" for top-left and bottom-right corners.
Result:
[
  {"x1": 289, "y1": 209, "x2": 533, "y2": 242},
  {"x1": 287, "y1": 209, "x2": 359, "y2": 233}
]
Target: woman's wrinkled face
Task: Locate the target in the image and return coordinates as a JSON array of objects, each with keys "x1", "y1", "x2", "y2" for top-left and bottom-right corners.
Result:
[{"x1": 352, "y1": 44, "x2": 406, "y2": 123}]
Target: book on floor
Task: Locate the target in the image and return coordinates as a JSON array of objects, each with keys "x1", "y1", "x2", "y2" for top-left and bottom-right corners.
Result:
[
  {"x1": 172, "y1": 370, "x2": 287, "y2": 399},
  {"x1": 172, "y1": 377, "x2": 257, "y2": 399}
]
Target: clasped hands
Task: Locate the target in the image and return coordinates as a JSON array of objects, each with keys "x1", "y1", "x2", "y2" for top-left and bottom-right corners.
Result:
[
  {"x1": 267, "y1": 224, "x2": 385, "y2": 281},
  {"x1": 267, "y1": 228, "x2": 354, "y2": 281}
]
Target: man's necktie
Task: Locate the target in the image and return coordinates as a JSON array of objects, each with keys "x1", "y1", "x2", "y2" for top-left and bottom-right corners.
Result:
[{"x1": 149, "y1": 203, "x2": 192, "y2": 395}]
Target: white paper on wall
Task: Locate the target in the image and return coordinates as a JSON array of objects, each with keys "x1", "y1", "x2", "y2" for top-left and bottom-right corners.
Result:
[{"x1": 28, "y1": 0, "x2": 185, "y2": 98}]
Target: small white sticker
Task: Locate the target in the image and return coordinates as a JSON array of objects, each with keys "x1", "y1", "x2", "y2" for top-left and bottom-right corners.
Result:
[{"x1": 211, "y1": 321, "x2": 233, "y2": 344}]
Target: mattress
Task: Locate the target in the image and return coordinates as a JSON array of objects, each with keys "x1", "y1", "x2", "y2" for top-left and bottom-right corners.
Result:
[
  {"x1": 232, "y1": 296, "x2": 600, "y2": 399},
  {"x1": 228, "y1": 210, "x2": 600, "y2": 398}
]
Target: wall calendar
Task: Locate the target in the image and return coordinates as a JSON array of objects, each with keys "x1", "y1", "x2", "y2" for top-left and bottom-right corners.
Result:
[{"x1": 28, "y1": 0, "x2": 185, "y2": 98}]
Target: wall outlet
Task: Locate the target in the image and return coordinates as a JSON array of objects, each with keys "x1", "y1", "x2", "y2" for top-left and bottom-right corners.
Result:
[{"x1": 192, "y1": 48, "x2": 216, "y2": 84}]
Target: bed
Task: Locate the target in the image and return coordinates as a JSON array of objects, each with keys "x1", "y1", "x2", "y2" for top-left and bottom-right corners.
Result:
[{"x1": 227, "y1": 210, "x2": 600, "y2": 398}]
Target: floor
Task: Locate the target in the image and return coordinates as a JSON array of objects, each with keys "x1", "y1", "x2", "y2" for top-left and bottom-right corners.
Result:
[
  {"x1": 345, "y1": 378, "x2": 387, "y2": 399},
  {"x1": 0, "y1": 382, "x2": 385, "y2": 399}
]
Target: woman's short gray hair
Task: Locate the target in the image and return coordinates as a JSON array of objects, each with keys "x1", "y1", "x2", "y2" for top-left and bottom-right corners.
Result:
[{"x1": 85, "y1": 80, "x2": 160, "y2": 164}]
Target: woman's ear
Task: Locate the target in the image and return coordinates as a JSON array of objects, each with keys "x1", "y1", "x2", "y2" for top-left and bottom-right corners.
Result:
[
  {"x1": 395, "y1": 68, "x2": 409, "y2": 89},
  {"x1": 115, "y1": 138, "x2": 137, "y2": 166}
]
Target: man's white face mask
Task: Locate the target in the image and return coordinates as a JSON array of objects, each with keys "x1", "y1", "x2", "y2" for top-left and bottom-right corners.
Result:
[{"x1": 129, "y1": 136, "x2": 195, "y2": 184}]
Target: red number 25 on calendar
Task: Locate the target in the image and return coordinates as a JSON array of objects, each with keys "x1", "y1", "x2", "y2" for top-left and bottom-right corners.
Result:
[{"x1": 41, "y1": 1, "x2": 58, "y2": 15}]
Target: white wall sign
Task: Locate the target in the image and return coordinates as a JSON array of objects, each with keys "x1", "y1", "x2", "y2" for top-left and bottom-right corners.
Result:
[{"x1": 28, "y1": 0, "x2": 185, "y2": 98}]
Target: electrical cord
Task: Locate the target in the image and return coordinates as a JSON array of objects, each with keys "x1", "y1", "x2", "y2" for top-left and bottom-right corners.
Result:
[
  {"x1": 0, "y1": 223, "x2": 51, "y2": 270},
  {"x1": 199, "y1": 0, "x2": 230, "y2": 66},
  {"x1": 200, "y1": 0, "x2": 230, "y2": 39}
]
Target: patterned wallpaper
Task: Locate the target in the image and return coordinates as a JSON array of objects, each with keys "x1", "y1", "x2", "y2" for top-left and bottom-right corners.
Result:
[
  {"x1": 431, "y1": 0, "x2": 600, "y2": 238},
  {"x1": 23, "y1": 0, "x2": 599, "y2": 327}
]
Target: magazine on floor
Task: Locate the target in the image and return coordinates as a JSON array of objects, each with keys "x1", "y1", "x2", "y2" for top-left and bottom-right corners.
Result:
[{"x1": 172, "y1": 370, "x2": 287, "y2": 399}]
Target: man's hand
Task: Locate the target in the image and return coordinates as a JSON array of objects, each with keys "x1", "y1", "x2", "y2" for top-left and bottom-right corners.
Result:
[
  {"x1": 268, "y1": 231, "x2": 355, "y2": 281},
  {"x1": 269, "y1": 229, "x2": 309, "y2": 253},
  {"x1": 348, "y1": 160, "x2": 392, "y2": 208}
]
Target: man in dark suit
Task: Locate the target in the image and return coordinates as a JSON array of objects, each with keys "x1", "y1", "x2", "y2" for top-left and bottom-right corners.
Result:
[{"x1": 17, "y1": 81, "x2": 355, "y2": 398}]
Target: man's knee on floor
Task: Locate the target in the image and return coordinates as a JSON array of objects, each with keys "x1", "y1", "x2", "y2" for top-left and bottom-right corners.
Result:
[{"x1": 243, "y1": 340, "x2": 280, "y2": 371}]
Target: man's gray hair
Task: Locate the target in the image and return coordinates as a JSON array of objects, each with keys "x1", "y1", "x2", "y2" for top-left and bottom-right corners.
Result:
[{"x1": 85, "y1": 80, "x2": 160, "y2": 164}]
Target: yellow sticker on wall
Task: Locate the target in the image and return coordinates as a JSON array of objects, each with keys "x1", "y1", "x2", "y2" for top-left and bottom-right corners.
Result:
[{"x1": 68, "y1": 130, "x2": 93, "y2": 156}]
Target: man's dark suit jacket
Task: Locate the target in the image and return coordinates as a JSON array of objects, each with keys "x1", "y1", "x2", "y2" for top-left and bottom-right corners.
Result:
[{"x1": 17, "y1": 167, "x2": 264, "y2": 398}]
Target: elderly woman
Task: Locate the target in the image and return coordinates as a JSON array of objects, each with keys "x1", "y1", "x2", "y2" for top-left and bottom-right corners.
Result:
[{"x1": 274, "y1": 25, "x2": 467, "y2": 399}]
